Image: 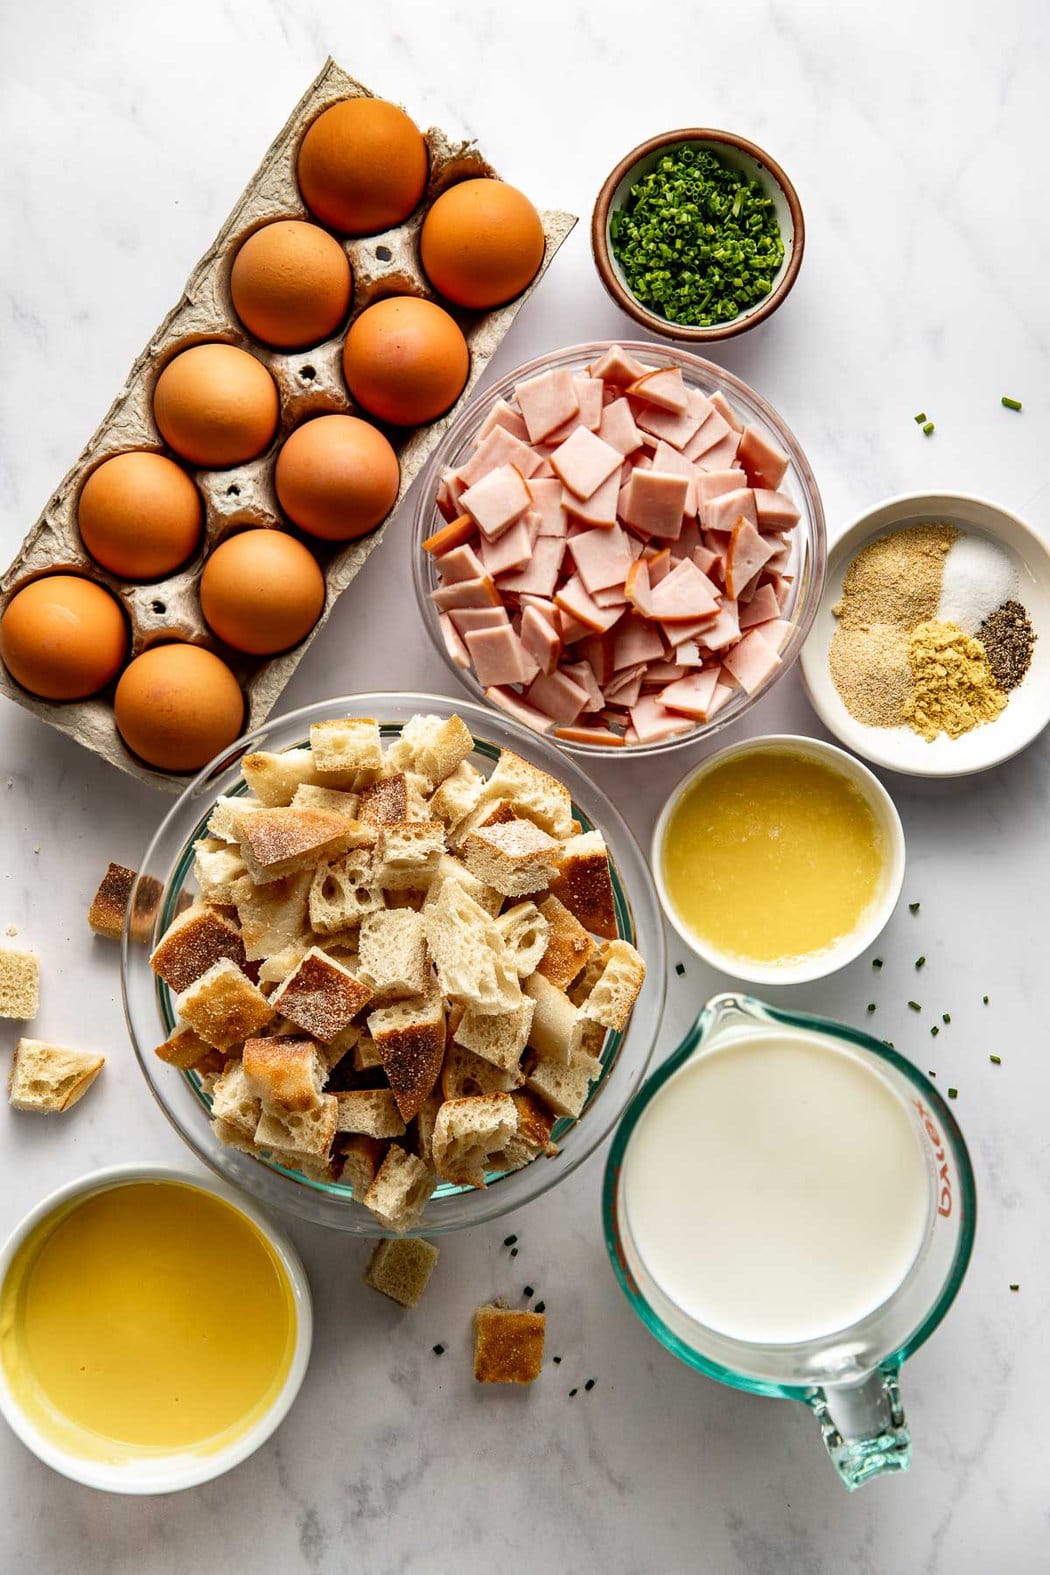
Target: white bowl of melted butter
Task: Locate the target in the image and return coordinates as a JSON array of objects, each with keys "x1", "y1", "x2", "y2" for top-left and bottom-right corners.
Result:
[
  {"x1": 652, "y1": 734, "x2": 906, "y2": 985},
  {"x1": 0, "y1": 1164, "x2": 312, "y2": 1493}
]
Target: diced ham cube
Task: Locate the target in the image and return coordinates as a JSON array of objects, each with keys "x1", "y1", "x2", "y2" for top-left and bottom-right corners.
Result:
[
  {"x1": 623, "y1": 557, "x2": 654, "y2": 617},
  {"x1": 515, "y1": 368, "x2": 580, "y2": 444},
  {"x1": 692, "y1": 544, "x2": 720, "y2": 576},
  {"x1": 554, "y1": 574, "x2": 623, "y2": 634},
  {"x1": 626, "y1": 367, "x2": 689, "y2": 413},
  {"x1": 554, "y1": 724, "x2": 626, "y2": 747},
  {"x1": 703, "y1": 488, "x2": 757, "y2": 534},
  {"x1": 628, "y1": 694, "x2": 696, "y2": 743},
  {"x1": 525, "y1": 668, "x2": 590, "y2": 725},
  {"x1": 635, "y1": 397, "x2": 704, "y2": 450},
  {"x1": 658, "y1": 667, "x2": 721, "y2": 719},
  {"x1": 589, "y1": 345, "x2": 649, "y2": 384},
  {"x1": 484, "y1": 686, "x2": 555, "y2": 734},
  {"x1": 721, "y1": 629, "x2": 782, "y2": 694},
  {"x1": 698, "y1": 431, "x2": 742, "y2": 470},
  {"x1": 571, "y1": 377, "x2": 604, "y2": 432},
  {"x1": 709, "y1": 391, "x2": 744, "y2": 433},
  {"x1": 684, "y1": 410, "x2": 731, "y2": 462},
  {"x1": 520, "y1": 605, "x2": 562, "y2": 677},
  {"x1": 478, "y1": 519, "x2": 533, "y2": 577},
  {"x1": 605, "y1": 668, "x2": 646, "y2": 707},
  {"x1": 560, "y1": 659, "x2": 605, "y2": 712},
  {"x1": 739, "y1": 426, "x2": 790, "y2": 490},
  {"x1": 619, "y1": 470, "x2": 690, "y2": 540},
  {"x1": 497, "y1": 537, "x2": 565, "y2": 597},
  {"x1": 460, "y1": 463, "x2": 532, "y2": 540},
  {"x1": 651, "y1": 442, "x2": 700, "y2": 515},
  {"x1": 646, "y1": 547, "x2": 672, "y2": 585},
  {"x1": 598, "y1": 397, "x2": 645, "y2": 456},
  {"x1": 431, "y1": 575, "x2": 501, "y2": 612},
  {"x1": 562, "y1": 467, "x2": 621, "y2": 528},
  {"x1": 649, "y1": 559, "x2": 720, "y2": 623},
  {"x1": 465, "y1": 624, "x2": 537, "y2": 688},
  {"x1": 578, "y1": 635, "x2": 616, "y2": 688},
  {"x1": 438, "y1": 613, "x2": 470, "y2": 670},
  {"x1": 528, "y1": 477, "x2": 569, "y2": 537},
  {"x1": 448, "y1": 606, "x2": 510, "y2": 635},
  {"x1": 753, "y1": 489, "x2": 801, "y2": 531},
  {"x1": 751, "y1": 617, "x2": 793, "y2": 653},
  {"x1": 592, "y1": 584, "x2": 629, "y2": 609},
  {"x1": 695, "y1": 600, "x2": 739, "y2": 651},
  {"x1": 644, "y1": 662, "x2": 688, "y2": 684},
  {"x1": 550, "y1": 427, "x2": 623, "y2": 499},
  {"x1": 457, "y1": 425, "x2": 544, "y2": 487},
  {"x1": 435, "y1": 542, "x2": 486, "y2": 583},
  {"x1": 557, "y1": 606, "x2": 595, "y2": 645},
  {"x1": 725, "y1": 519, "x2": 777, "y2": 599},
  {"x1": 695, "y1": 470, "x2": 749, "y2": 510},
  {"x1": 568, "y1": 524, "x2": 633, "y2": 594},
  {"x1": 613, "y1": 614, "x2": 665, "y2": 671},
  {"x1": 479, "y1": 399, "x2": 529, "y2": 443},
  {"x1": 423, "y1": 514, "x2": 476, "y2": 555},
  {"x1": 738, "y1": 582, "x2": 781, "y2": 629}
]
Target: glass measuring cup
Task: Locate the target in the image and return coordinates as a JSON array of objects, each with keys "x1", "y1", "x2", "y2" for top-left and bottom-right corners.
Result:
[{"x1": 603, "y1": 993, "x2": 976, "y2": 1490}]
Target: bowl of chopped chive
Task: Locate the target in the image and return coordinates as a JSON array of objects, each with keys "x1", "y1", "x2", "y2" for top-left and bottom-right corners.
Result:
[{"x1": 592, "y1": 130, "x2": 804, "y2": 342}]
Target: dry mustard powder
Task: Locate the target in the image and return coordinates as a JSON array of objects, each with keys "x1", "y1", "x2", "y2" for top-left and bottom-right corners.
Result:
[{"x1": 902, "y1": 620, "x2": 1007, "y2": 741}]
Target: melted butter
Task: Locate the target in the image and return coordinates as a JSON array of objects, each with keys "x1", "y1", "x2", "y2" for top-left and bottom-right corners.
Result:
[
  {"x1": 0, "y1": 1180, "x2": 296, "y2": 1461},
  {"x1": 662, "y1": 748, "x2": 885, "y2": 964}
]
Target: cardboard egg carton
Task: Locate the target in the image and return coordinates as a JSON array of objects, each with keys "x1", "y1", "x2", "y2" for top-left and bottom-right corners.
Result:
[{"x1": 0, "y1": 58, "x2": 576, "y2": 791}]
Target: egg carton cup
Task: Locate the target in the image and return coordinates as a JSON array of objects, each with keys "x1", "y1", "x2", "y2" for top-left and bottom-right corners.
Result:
[{"x1": 0, "y1": 58, "x2": 576, "y2": 791}]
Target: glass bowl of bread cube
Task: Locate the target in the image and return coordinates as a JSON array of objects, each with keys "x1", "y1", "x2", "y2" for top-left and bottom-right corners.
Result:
[
  {"x1": 122, "y1": 692, "x2": 666, "y2": 1234},
  {"x1": 412, "y1": 341, "x2": 826, "y2": 754}
]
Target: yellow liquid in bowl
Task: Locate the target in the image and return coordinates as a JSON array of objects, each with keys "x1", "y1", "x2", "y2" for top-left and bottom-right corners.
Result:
[
  {"x1": 662, "y1": 749, "x2": 885, "y2": 965},
  {"x1": 0, "y1": 1180, "x2": 297, "y2": 1461}
]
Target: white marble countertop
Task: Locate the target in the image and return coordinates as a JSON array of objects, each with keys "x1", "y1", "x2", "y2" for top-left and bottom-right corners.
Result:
[{"x1": 2, "y1": 1, "x2": 1048, "y2": 1570}]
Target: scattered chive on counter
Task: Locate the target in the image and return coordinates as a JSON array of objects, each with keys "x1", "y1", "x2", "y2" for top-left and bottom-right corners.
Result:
[
  {"x1": 909, "y1": 902, "x2": 921, "y2": 914},
  {"x1": 914, "y1": 412, "x2": 927, "y2": 424},
  {"x1": 948, "y1": 1087, "x2": 958, "y2": 1099},
  {"x1": 990, "y1": 1054, "x2": 1002, "y2": 1065},
  {"x1": 609, "y1": 144, "x2": 785, "y2": 327},
  {"x1": 922, "y1": 422, "x2": 935, "y2": 435},
  {"x1": 1001, "y1": 396, "x2": 1022, "y2": 411},
  {"x1": 908, "y1": 1000, "x2": 921, "y2": 1012},
  {"x1": 915, "y1": 955, "x2": 926, "y2": 969}
]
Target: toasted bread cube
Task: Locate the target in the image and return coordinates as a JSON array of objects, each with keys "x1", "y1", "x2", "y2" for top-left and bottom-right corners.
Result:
[
  {"x1": 364, "y1": 1237, "x2": 440, "y2": 1308},
  {"x1": 255, "y1": 1094, "x2": 338, "y2": 1158},
  {"x1": 494, "y1": 901, "x2": 550, "y2": 977},
  {"x1": 212, "y1": 1115, "x2": 261, "y2": 1155},
  {"x1": 578, "y1": 938, "x2": 646, "y2": 1031},
  {"x1": 8, "y1": 1038, "x2": 104, "y2": 1113},
  {"x1": 271, "y1": 947, "x2": 373, "y2": 1043},
  {"x1": 233, "y1": 871, "x2": 312, "y2": 961},
  {"x1": 432, "y1": 1093, "x2": 518, "y2": 1188},
  {"x1": 402, "y1": 770, "x2": 434, "y2": 822},
  {"x1": 154, "y1": 1025, "x2": 219, "y2": 1071},
  {"x1": 473, "y1": 1304, "x2": 545, "y2": 1384},
  {"x1": 233, "y1": 806, "x2": 356, "y2": 884},
  {"x1": 256, "y1": 938, "x2": 313, "y2": 986},
  {"x1": 526, "y1": 1047, "x2": 602, "y2": 1119},
  {"x1": 242, "y1": 1036, "x2": 328, "y2": 1112},
  {"x1": 357, "y1": 909, "x2": 429, "y2": 1001},
  {"x1": 454, "y1": 996, "x2": 535, "y2": 1072},
  {"x1": 339, "y1": 1133, "x2": 386, "y2": 1197},
  {"x1": 441, "y1": 1042, "x2": 523, "y2": 1101},
  {"x1": 321, "y1": 1024, "x2": 360, "y2": 1072},
  {"x1": 414, "y1": 1089, "x2": 443, "y2": 1164},
  {"x1": 478, "y1": 747, "x2": 574, "y2": 839},
  {"x1": 209, "y1": 1060, "x2": 262, "y2": 1139},
  {"x1": 422, "y1": 855, "x2": 502, "y2": 918},
  {"x1": 207, "y1": 792, "x2": 262, "y2": 841},
  {"x1": 536, "y1": 895, "x2": 595, "y2": 990},
  {"x1": 309, "y1": 851, "x2": 385, "y2": 934},
  {"x1": 88, "y1": 862, "x2": 162, "y2": 943},
  {"x1": 524, "y1": 973, "x2": 584, "y2": 1066},
  {"x1": 374, "y1": 821, "x2": 446, "y2": 890},
  {"x1": 242, "y1": 748, "x2": 321, "y2": 806},
  {"x1": 192, "y1": 839, "x2": 248, "y2": 906},
  {"x1": 422, "y1": 881, "x2": 521, "y2": 1016},
  {"x1": 310, "y1": 718, "x2": 384, "y2": 783},
  {"x1": 463, "y1": 818, "x2": 561, "y2": 898},
  {"x1": 367, "y1": 990, "x2": 446, "y2": 1122},
  {"x1": 490, "y1": 1090, "x2": 558, "y2": 1171},
  {"x1": 428, "y1": 760, "x2": 485, "y2": 830},
  {"x1": 334, "y1": 1089, "x2": 407, "y2": 1138},
  {"x1": 350, "y1": 1029, "x2": 384, "y2": 1071},
  {"x1": 290, "y1": 783, "x2": 360, "y2": 819},
  {"x1": 149, "y1": 905, "x2": 246, "y2": 994},
  {"x1": 0, "y1": 949, "x2": 39, "y2": 1021},
  {"x1": 568, "y1": 946, "x2": 606, "y2": 1006},
  {"x1": 176, "y1": 958, "x2": 275, "y2": 1050},
  {"x1": 267, "y1": 1146, "x2": 339, "y2": 1183},
  {"x1": 358, "y1": 774, "x2": 408, "y2": 826},
  {"x1": 547, "y1": 830, "x2": 618, "y2": 939},
  {"x1": 363, "y1": 1145, "x2": 436, "y2": 1233},
  {"x1": 389, "y1": 713, "x2": 474, "y2": 787}
]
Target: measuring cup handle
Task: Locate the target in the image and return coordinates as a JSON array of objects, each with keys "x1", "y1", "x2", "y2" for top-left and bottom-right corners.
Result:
[{"x1": 807, "y1": 1368, "x2": 911, "y2": 1490}]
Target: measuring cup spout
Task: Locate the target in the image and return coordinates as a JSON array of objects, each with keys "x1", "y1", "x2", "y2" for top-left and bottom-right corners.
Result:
[{"x1": 808, "y1": 1369, "x2": 911, "y2": 1489}]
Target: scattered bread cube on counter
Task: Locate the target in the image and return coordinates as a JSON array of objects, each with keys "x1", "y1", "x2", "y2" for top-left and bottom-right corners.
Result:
[
  {"x1": 473, "y1": 1303, "x2": 546, "y2": 1385},
  {"x1": 0, "y1": 949, "x2": 39, "y2": 1021},
  {"x1": 8, "y1": 1038, "x2": 104, "y2": 1113},
  {"x1": 364, "y1": 1237, "x2": 440, "y2": 1308}
]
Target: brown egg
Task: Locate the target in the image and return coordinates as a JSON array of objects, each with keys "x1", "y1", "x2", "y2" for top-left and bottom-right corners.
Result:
[
  {"x1": 153, "y1": 344, "x2": 279, "y2": 469},
  {"x1": 114, "y1": 644, "x2": 244, "y2": 772},
  {"x1": 297, "y1": 98, "x2": 428, "y2": 236},
  {"x1": 230, "y1": 221, "x2": 353, "y2": 349},
  {"x1": 275, "y1": 415, "x2": 400, "y2": 541},
  {"x1": 78, "y1": 452, "x2": 203, "y2": 580},
  {"x1": 200, "y1": 529, "x2": 326, "y2": 655},
  {"x1": 0, "y1": 575, "x2": 127, "y2": 700},
  {"x1": 342, "y1": 297, "x2": 469, "y2": 426},
  {"x1": 420, "y1": 179, "x2": 545, "y2": 308}
]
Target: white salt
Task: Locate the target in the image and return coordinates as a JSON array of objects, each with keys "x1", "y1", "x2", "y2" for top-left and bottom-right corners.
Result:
[{"x1": 937, "y1": 533, "x2": 1017, "y2": 634}]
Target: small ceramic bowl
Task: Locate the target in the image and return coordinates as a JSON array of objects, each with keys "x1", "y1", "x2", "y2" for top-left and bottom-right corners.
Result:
[
  {"x1": 800, "y1": 492, "x2": 1050, "y2": 777},
  {"x1": 651, "y1": 734, "x2": 906, "y2": 985},
  {"x1": 0, "y1": 1164, "x2": 312, "y2": 1494},
  {"x1": 592, "y1": 129, "x2": 804, "y2": 342}
]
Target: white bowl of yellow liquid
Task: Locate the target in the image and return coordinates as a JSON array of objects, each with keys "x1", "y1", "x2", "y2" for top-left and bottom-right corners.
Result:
[
  {"x1": 652, "y1": 735, "x2": 905, "y2": 985},
  {"x1": 0, "y1": 1164, "x2": 311, "y2": 1493}
]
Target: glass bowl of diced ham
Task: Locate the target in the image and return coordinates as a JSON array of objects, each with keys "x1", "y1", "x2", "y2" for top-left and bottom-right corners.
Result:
[{"x1": 412, "y1": 342, "x2": 826, "y2": 753}]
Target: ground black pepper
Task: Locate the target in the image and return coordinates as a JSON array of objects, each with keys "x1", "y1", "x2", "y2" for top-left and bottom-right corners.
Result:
[{"x1": 979, "y1": 599, "x2": 1036, "y2": 691}]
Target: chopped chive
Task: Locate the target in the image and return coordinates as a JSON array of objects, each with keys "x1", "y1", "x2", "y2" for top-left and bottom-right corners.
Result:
[
  {"x1": 675, "y1": 962, "x2": 685, "y2": 977},
  {"x1": 915, "y1": 956, "x2": 926, "y2": 969},
  {"x1": 990, "y1": 1054, "x2": 1002, "y2": 1065},
  {"x1": 914, "y1": 412, "x2": 927, "y2": 424},
  {"x1": 873, "y1": 958, "x2": 883, "y2": 969},
  {"x1": 1009, "y1": 1283, "x2": 1019, "y2": 1292},
  {"x1": 948, "y1": 1087, "x2": 958, "y2": 1099},
  {"x1": 523, "y1": 1285, "x2": 534, "y2": 1298},
  {"x1": 585, "y1": 1378, "x2": 596, "y2": 1392},
  {"x1": 1001, "y1": 396, "x2": 1022, "y2": 411},
  {"x1": 569, "y1": 1387, "x2": 578, "y2": 1397},
  {"x1": 432, "y1": 1343, "x2": 445, "y2": 1356},
  {"x1": 983, "y1": 995, "x2": 989, "y2": 1004},
  {"x1": 930, "y1": 1026, "x2": 939, "y2": 1037},
  {"x1": 553, "y1": 1355, "x2": 562, "y2": 1364},
  {"x1": 928, "y1": 1069, "x2": 937, "y2": 1077},
  {"x1": 885, "y1": 1040, "x2": 895, "y2": 1049},
  {"x1": 510, "y1": 1247, "x2": 518, "y2": 1257},
  {"x1": 534, "y1": 1300, "x2": 546, "y2": 1314},
  {"x1": 908, "y1": 1000, "x2": 921, "y2": 1012},
  {"x1": 909, "y1": 902, "x2": 921, "y2": 914},
  {"x1": 922, "y1": 421, "x2": 935, "y2": 435},
  {"x1": 503, "y1": 1234, "x2": 517, "y2": 1247},
  {"x1": 942, "y1": 1013, "x2": 951, "y2": 1024},
  {"x1": 867, "y1": 1003, "x2": 877, "y2": 1013}
]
